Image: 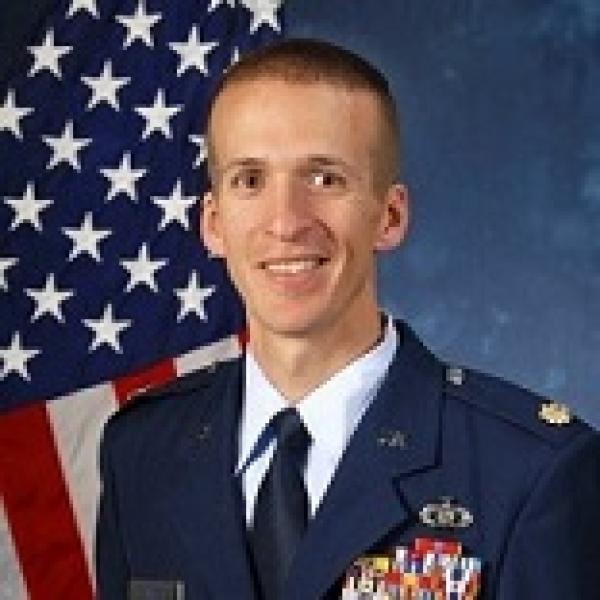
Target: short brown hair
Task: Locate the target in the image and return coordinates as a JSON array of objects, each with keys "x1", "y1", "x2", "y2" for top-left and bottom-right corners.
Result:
[{"x1": 206, "y1": 38, "x2": 400, "y2": 189}]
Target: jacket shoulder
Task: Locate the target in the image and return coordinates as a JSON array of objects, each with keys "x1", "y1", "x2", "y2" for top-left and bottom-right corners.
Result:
[
  {"x1": 442, "y1": 364, "x2": 594, "y2": 448},
  {"x1": 102, "y1": 357, "x2": 240, "y2": 439}
]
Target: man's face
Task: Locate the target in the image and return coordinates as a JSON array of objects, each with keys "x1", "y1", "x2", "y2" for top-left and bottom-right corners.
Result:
[{"x1": 202, "y1": 78, "x2": 408, "y2": 340}]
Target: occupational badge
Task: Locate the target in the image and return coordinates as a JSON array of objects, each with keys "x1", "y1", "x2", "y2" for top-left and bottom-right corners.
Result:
[{"x1": 419, "y1": 497, "x2": 473, "y2": 529}]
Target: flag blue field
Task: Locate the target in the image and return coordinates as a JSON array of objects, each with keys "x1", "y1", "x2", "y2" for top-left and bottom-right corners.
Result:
[{"x1": 0, "y1": 1, "x2": 281, "y2": 596}]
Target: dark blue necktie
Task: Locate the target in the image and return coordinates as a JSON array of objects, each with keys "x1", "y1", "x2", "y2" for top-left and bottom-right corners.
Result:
[{"x1": 249, "y1": 408, "x2": 311, "y2": 600}]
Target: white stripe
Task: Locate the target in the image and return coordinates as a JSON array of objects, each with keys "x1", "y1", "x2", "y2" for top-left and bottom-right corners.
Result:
[
  {"x1": 32, "y1": 334, "x2": 239, "y2": 593},
  {"x1": 45, "y1": 383, "x2": 119, "y2": 591},
  {"x1": 0, "y1": 500, "x2": 28, "y2": 600},
  {"x1": 176, "y1": 334, "x2": 241, "y2": 375}
]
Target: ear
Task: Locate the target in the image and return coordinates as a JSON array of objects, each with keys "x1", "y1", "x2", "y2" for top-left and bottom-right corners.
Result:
[
  {"x1": 201, "y1": 190, "x2": 225, "y2": 257},
  {"x1": 374, "y1": 183, "x2": 409, "y2": 251}
]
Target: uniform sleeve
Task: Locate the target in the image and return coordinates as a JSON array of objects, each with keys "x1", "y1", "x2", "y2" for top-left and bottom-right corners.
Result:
[
  {"x1": 496, "y1": 429, "x2": 600, "y2": 599},
  {"x1": 94, "y1": 422, "x2": 129, "y2": 599}
]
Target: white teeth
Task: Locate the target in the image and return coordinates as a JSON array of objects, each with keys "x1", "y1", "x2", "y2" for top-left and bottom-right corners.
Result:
[{"x1": 264, "y1": 259, "x2": 320, "y2": 274}]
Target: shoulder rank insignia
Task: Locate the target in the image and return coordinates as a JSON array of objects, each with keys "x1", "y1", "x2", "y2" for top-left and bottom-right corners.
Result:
[
  {"x1": 419, "y1": 497, "x2": 473, "y2": 529},
  {"x1": 538, "y1": 401, "x2": 572, "y2": 426},
  {"x1": 445, "y1": 366, "x2": 465, "y2": 386}
]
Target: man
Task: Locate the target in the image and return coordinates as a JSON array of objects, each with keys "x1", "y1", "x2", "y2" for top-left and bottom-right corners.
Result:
[{"x1": 96, "y1": 39, "x2": 600, "y2": 599}]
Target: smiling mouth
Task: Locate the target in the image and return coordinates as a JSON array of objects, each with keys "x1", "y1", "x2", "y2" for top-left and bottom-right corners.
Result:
[{"x1": 258, "y1": 257, "x2": 330, "y2": 274}]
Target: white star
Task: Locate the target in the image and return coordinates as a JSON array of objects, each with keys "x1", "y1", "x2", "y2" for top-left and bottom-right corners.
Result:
[
  {"x1": 120, "y1": 243, "x2": 168, "y2": 293},
  {"x1": 66, "y1": 0, "x2": 99, "y2": 18},
  {"x1": 82, "y1": 60, "x2": 130, "y2": 110},
  {"x1": 62, "y1": 211, "x2": 111, "y2": 261},
  {"x1": 42, "y1": 120, "x2": 91, "y2": 171},
  {"x1": 169, "y1": 26, "x2": 219, "y2": 77},
  {"x1": 99, "y1": 152, "x2": 146, "y2": 202},
  {"x1": 0, "y1": 332, "x2": 40, "y2": 381},
  {"x1": 28, "y1": 29, "x2": 72, "y2": 79},
  {"x1": 83, "y1": 304, "x2": 131, "y2": 353},
  {"x1": 4, "y1": 183, "x2": 53, "y2": 232},
  {"x1": 240, "y1": 0, "x2": 283, "y2": 33},
  {"x1": 174, "y1": 272, "x2": 215, "y2": 321},
  {"x1": 152, "y1": 180, "x2": 196, "y2": 230},
  {"x1": 134, "y1": 89, "x2": 182, "y2": 140},
  {"x1": 0, "y1": 89, "x2": 34, "y2": 139},
  {"x1": 189, "y1": 134, "x2": 207, "y2": 168},
  {"x1": 25, "y1": 273, "x2": 74, "y2": 323},
  {"x1": 208, "y1": 0, "x2": 235, "y2": 11},
  {"x1": 116, "y1": 0, "x2": 162, "y2": 49},
  {"x1": 0, "y1": 257, "x2": 18, "y2": 291}
]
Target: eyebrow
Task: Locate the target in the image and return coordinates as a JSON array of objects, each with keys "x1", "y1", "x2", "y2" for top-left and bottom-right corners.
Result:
[
  {"x1": 303, "y1": 156, "x2": 364, "y2": 184},
  {"x1": 302, "y1": 155, "x2": 353, "y2": 171},
  {"x1": 219, "y1": 158, "x2": 266, "y2": 173},
  {"x1": 217, "y1": 154, "x2": 357, "y2": 176}
]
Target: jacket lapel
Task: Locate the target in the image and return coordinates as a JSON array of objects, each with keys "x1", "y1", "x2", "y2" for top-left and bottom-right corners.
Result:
[
  {"x1": 164, "y1": 359, "x2": 258, "y2": 599},
  {"x1": 286, "y1": 324, "x2": 445, "y2": 599}
]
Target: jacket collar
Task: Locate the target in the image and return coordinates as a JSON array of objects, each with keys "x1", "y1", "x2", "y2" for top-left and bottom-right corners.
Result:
[
  {"x1": 166, "y1": 358, "x2": 258, "y2": 599},
  {"x1": 285, "y1": 321, "x2": 445, "y2": 599}
]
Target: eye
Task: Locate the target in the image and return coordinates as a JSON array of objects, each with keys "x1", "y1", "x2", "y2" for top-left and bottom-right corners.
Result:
[
  {"x1": 230, "y1": 168, "x2": 264, "y2": 191},
  {"x1": 309, "y1": 170, "x2": 346, "y2": 190}
]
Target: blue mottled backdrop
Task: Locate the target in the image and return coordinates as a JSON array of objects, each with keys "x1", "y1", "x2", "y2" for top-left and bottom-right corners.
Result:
[{"x1": 286, "y1": 0, "x2": 600, "y2": 427}]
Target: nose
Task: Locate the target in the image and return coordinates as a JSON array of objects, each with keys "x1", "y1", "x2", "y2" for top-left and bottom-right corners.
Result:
[{"x1": 265, "y1": 172, "x2": 312, "y2": 241}]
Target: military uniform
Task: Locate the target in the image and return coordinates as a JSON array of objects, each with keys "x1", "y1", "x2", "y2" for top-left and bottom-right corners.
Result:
[{"x1": 96, "y1": 321, "x2": 600, "y2": 599}]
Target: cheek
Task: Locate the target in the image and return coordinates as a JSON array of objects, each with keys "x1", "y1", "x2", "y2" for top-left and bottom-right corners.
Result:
[
  {"x1": 218, "y1": 220, "x2": 257, "y2": 279},
  {"x1": 336, "y1": 207, "x2": 381, "y2": 247},
  {"x1": 217, "y1": 205, "x2": 251, "y2": 246},
  {"x1": 221, "y1": 232, "x2": 248, "y2": 267},
  {"x1": 337, "y1": 189, "x2": 383, "y2": 226}
]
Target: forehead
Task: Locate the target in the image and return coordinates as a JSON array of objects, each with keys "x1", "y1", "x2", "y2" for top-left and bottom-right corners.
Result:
[{"x1": 208, "y1": 78, "x2": 383, "y2": 167}]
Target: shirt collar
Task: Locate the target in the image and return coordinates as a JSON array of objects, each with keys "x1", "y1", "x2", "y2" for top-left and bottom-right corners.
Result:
[
  {"x1": 298, "y1": 316, "x2": 397, "y2": 461},
  {"x1": 237, "y1": 316, "x2": 398, "y2": 473},
  {"x1": 236, "y1": 351, "x2": 288, "y2": 474}
]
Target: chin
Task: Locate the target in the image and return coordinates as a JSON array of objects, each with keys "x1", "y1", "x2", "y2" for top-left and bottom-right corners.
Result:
[{"x1": 249, "y1": 304, "x2": 332, "y2": 339}]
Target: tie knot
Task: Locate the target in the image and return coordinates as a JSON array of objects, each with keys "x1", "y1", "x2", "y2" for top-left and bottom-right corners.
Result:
[{"x1": 273, "y1": 408, "x2": 310, "y2": 458}]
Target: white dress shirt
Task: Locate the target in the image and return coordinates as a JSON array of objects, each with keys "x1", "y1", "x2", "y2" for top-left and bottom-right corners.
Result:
[{"x1": 235, "y1": 317, "x2": 398, "y2": 527}]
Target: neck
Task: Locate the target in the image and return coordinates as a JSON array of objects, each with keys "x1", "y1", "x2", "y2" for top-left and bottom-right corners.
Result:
[{"x1": 247, "y1": 309, "x2": 384, "y2": 405}]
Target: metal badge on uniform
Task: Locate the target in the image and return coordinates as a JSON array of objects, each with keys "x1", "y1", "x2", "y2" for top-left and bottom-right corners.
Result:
[
  {"x1": 419, "y1": 497, "x2": 474, "y2": 529},
  {"x1": 445, "y1": 366, "x2": 465, "y2": 386},
  {"x1": 341, "y1": 537, "x2": 482, "y2": 598},
  {"x1": 194, "y1": 422, "x2": 212, "y2": 441},
  {"x1": 538, "y1": 401, "x2": 572, "y2": 426},
  {"x1": 376, "y1": 429, "x2": 407, "y2": 448},
  {"x1": 128, "y1": 579, "x2": 185, "y2": 600}
]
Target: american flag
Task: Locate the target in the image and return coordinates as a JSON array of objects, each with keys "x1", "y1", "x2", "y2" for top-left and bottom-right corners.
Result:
[{"x1": 0, "y1": 1, "x2": 282, "y2": 597}]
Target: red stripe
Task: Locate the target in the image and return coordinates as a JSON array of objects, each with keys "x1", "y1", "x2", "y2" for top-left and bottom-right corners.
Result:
[
  {"x1": 113, "y1": 357, "x2": 177, "y2": 406},
  {"x1": 0, "y1": 402, "x2": 94, "y2": 600}
]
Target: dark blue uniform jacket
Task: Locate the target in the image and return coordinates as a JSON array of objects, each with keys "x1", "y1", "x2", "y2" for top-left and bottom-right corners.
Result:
[{"x1": 96, "y1": 322, "x2": 600, "y2": 599}]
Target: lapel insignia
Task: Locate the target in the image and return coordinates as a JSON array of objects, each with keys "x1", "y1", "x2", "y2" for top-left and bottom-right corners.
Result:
[
  {"x1": 376, "y1": 429, "x2": 407, "y2": 448},
  {"x1": 342, "y1": 537, "x2": 482, "y2": 599},
  {"x1": 193, "y1": 423, "x2": 212, "y2": 442},
  {"x1": 538, "y1": 401, "x2": 572, "y2": 426},
  {"x1": 419, "y1": 497, "x2": 473, "y2": 529}
]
